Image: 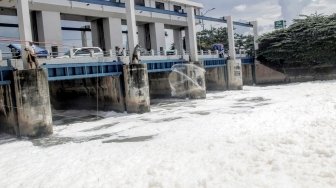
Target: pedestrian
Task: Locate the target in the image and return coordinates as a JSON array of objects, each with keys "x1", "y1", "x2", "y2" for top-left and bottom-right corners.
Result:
[{"x1": 24, "y1": 42, "x2": 39, "y2": 69}]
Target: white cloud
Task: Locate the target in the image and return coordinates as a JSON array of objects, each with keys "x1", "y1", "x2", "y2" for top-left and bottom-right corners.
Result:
[{"x1": 234, "y1": 4, "x2": 247, "y2": 12}]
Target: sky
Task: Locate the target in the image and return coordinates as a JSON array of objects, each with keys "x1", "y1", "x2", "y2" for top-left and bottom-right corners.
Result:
[
  {"x1": 193, "y1": 0, "x2": 336, "y2": 34},
  {"x1": 0, "y1": 0, "x2": 335, "y2": 54}
]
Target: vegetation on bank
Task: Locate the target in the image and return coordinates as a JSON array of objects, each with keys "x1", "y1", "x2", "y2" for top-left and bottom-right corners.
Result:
[{"x1": 257, "y1": 14, "x2": 336, "y2": 67}]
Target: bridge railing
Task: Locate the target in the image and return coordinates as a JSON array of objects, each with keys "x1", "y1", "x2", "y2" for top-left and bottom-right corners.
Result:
[
  {"x1": 42, "y1": 62, "x2": 123, "y2": 81},
  {"x1": 142, "y1": 59, "x2": 187, "y2": 73},
  {"x1": 201, "y1": 58, "x2": 227, "y2": 69}
]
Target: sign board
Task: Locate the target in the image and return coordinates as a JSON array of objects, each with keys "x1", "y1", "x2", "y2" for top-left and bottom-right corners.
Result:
[{"x1": 274, "y1": 20, "x2": 286, "y2": 29}]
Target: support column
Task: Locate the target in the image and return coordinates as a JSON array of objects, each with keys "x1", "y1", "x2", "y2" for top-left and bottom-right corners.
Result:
[
  {"x1": 17, "y1": 0, "x2": 32, "y2": 69},
  {"x1": 103, "y1": 18, "x2": 123, "y2": 52},
  {"x1": 81, "y1": 25, "x2": 90, "y2": 47},
  {"x1": 17, "y1": 0, "x2": 32, "y2": 46},
  {"x1": 225, "y1": 16, "x2": 243, "y2": 90},
  {"x1": 35, "y1": 11, "x2": 62, "y2": 53},
  {"x1": 186, "y1": 6, "x2": 198, "y2": 62},
  {"x1": 123, "y1": 64, "x2": 150, "y2": 113},
  {"x1": 138, "y1": 25, "x2": 147, "y2": 49},
  {"x1": 13, "y1": 69, "x2": 53, "y2": 137},
  {"x1": 91, "y1": 20, "x2": 101, "y2": 48},
  {"x1": 251, "y1": 21, "x2": 259, "y2": 84},
  {"x1": 149, "y1": 22, "x2": 166, "y2": 53},
  {"x1": 125, "y1": 0, "x2": 138, "y2": 62},
  {"x1": 173, "y1": 29, "x2": 183, "y2": 53},
  {"x1": 251, "y1": 21, "x2": 259, "y2": 54}
]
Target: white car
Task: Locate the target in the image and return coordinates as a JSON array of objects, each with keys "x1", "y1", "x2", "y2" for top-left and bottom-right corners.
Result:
[{"x1": 59, "y1": 47, "x2": 104, "y2": 58}]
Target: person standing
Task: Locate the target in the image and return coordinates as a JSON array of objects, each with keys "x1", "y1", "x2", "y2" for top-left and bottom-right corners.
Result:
[{"x1": 24, "y1": 42, "x2": 39, "y2": 69}]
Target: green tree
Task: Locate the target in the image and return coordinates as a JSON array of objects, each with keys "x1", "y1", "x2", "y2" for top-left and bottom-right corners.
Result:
[{"x1": 257, "y1": 13, "x2": 336, "y2": 67}]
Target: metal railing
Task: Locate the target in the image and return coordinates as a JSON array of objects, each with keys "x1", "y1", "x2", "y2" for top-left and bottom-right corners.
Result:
[
  {"x1": 142, "y1": 59, "x2": 187, "y2": 73},
  {"x1": 42, "y1": 62, "x2": 123, "y2": 81}
]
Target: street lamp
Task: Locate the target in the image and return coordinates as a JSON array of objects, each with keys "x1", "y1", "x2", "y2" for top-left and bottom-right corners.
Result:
[
  {"x1": 201, "y1": 8, "x2": 215, "y2": 30},
  {"x1": 199, "y1": 8, "x2": 215, "y2": 50}
]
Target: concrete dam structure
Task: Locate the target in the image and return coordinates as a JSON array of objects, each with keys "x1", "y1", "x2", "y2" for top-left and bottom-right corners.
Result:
[{"x1": 0, "y1": 0, "x2": 258, "y2": 137}]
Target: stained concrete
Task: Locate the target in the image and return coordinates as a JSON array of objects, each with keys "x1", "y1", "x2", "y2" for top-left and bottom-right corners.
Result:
[
  {"x1": 49, "y1": 76, "x2": 125, "y2": 112},
  {"x1": 205, "y1": 66, "x2": 228, "y2": 91},
  {"x1": 13, "y1": 69, "x2": 53, "y2": 137},
  {"x1": 0, "y1": 85, "x2": 18, "y2": 135},
  {"x1": 227, "y1": 59, "x2": 243, "y2": 90},
  {"x1": 123, "y1": 64, "x2": 150, "y2": 114},
  {"x1": 148, "y1": 72, "x2": 172, "y2": 98}
]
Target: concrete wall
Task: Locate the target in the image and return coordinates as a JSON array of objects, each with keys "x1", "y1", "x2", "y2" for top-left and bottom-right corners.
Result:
[
  {"x1": 148, "y1": 72, "x2": 172, "y2": 98},
  {"x1": 254, "y1": 63, "x2": 336, "y2": 84},
  {"x1": 205, "y1": 66, "x2": 228, "y2": 91},
  {"x1": 0, "y1": 84, "x2": 18, "y2": 135},
  {"x1": 49, "y1": 76, "x2": 125, "y2": 112},
  {"x1": 242, "y1": 64, "x2": 254, "y2": 85},
  {"x1": 254, "y1": 63, "x2": 287, "y2": 84}
]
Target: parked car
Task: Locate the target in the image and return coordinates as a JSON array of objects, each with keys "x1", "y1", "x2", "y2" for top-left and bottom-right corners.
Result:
[
  {"x1": 7, "y1": 43, "x2": 49, "y2": 59},
  {"x1": 59, "y1": 47, "x2": 104, "y2": 58}
]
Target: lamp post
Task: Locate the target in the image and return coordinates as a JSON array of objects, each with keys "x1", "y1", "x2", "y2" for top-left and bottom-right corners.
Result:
[
  {"x1": 199, "y1": 8, "x2": 215, "y2": 50},
  {"x1": 201, "y1": 8, "x2": 215, "y2": 30}
]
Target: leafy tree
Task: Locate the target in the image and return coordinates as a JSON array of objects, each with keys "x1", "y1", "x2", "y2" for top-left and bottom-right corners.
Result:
[
  {"x1": 257, "y1": 14, "x2": 336, "y2": 67},
  {"x1": 197, "y1": 27, "x2": 254, "y2": 56}
]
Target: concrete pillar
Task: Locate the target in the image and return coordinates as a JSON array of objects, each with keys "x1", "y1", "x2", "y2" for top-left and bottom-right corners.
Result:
[
  {"x1": 225, "y1": 16, "x2": 243, "y2": 90},
  {"x1": 13, "y1": 69, "x2": 53, "y2": 137},
  {"x1": 184, "y1": 28, "x2": 190, "y2": 53},
  {"x1": 0, "y1": 50, "x2": 2, "y2": 61},
  {"x1": 125, "y1": 0, "x2": 138, "y2": 62},
  {"x1": 123, "y1": 64, "x2": 150, "y2": 113},
  {"x1": 17, "y1": 0, "x2": 32, "y2": 46},
  {"x1": 91, "y1": 20, "x2": 101, "y2": 48},
  {"x1": 36, "y1": 11, "x2": 62, "y2": 52},
  {"x1": 149, "y1": 22, "x2": 166, "y2": 53},
  {"x1": 103, "y1": 18, "x2": 123, "y2": 52},
  {"x1": 17, "y1": 0, "x2": 32, "y2": 68},
  {"x1": 251, "y1": 21, "x2": 259, "y2": 54},
  {"x1": 81, "y1": 25, "x2": 90, "y2": 47},
  {"x1": 173, "y1": 29, "x2": 183, "y2": 53},
  {"x1": 226, "y1": 16, "x2": 236, "y2": 59},
  {"x1": 81, "y1": 31, "x2": 88, "y2": 47},
  {"x1": 138, "y1": 25, "x2": 147, "y2": 49},
  {"x1": 186, "y1": 6, "x2": 198, "y2": 62}
]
